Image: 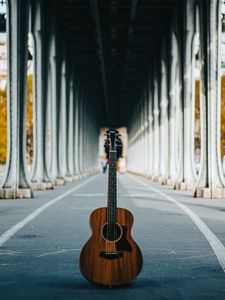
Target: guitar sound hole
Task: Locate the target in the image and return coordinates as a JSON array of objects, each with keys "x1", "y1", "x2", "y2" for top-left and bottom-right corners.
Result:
[{"x1": 101, "y1": 223, "x2": 123, "y2": 242}]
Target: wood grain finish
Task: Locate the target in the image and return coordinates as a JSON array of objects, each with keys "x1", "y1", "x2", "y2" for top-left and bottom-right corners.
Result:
[{"x1": 79, "y1": 207, "x2": 143, "y2": 286}]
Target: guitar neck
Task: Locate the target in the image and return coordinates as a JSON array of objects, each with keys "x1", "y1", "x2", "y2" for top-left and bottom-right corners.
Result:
[{"x1": 107, "y1": 150, "x2": 117, "y2": 224}]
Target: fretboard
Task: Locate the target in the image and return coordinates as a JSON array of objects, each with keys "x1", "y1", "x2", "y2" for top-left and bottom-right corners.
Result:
[{"x1": 107, "y1": 150, "x2": 117, "y2": 224}]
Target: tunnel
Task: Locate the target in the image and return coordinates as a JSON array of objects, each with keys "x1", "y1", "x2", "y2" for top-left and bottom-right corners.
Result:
[
  {"x1": 1, "y1": 1, "x2": 225, "y2": 299},
  {"x1": 0, "y1": 0, "x2": 224, "y2": 200}
]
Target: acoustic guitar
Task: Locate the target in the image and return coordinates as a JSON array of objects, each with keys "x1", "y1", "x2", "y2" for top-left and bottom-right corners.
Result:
[{"x1": 79, "y1": 129, "x2": 143, "y2": 286}]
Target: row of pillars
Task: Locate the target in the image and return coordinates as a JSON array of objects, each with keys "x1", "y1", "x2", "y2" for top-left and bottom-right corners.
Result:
[
  {"x1": 128, "y1": 0, "x2": 225, "y2": 199},
  {"x1": 0, "y1": 1, "x2": 99, "y2": 199}
]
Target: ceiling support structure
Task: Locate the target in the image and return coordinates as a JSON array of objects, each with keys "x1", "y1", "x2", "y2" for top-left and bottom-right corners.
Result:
[
  {"x1": 89, "y1": 0, "x2": 111, "y2": 125},
  {"x1": 120, "y1": 0, "x2": 139, "y2": 111}
]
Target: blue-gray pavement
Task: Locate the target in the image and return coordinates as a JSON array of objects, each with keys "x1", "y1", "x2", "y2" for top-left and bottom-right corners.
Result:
[{"x1": 0, "y1": 173, "x2": 225, "y2": 300}]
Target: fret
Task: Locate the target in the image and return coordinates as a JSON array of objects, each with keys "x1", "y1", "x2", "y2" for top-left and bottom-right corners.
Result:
[{"x1": 107, "y1": 149, "x2": 117, "y2": 225}]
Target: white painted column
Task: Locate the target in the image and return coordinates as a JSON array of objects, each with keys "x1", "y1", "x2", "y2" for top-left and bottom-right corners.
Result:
[
  {"x1": 153, "y1": 74, "x2": 160, "y2": 180},
  {"x1": 31, "y1": 1, "x2": 53, "y2": 189},
  {"x1": 73, "y1": 86, "x2": 80, "y2": 177},
  {"x1": 0, "y1": 0, "x2": 33, "y2": 198},
  {"x1": 59, "y1": 61, "x2": 67, "y2": 179},
  {"x1": 87, "y1": 111, "x2": 92, "y2": 172},
  {"x1": 66, "y1": 75, "x2": 75, "y2": 179},
  {"x1": 143, "y1": 92, "x2": 149, "y2": 176},
  {"x1": 47, "y1": 55, "x2": 57, "y2": 181},
  {"x1": 167, "y1": 34, "x2": 179, "y2": 187},
  {"x1": 140, "y1": 101, "x2": 145, "y2": 174},
  {"x1": 54, "y1": 55, "x2": 66, "y2": 185},
  {"x1": 78, "y1": 97, "x2": 84, "y2": 175},
  {"x1": 147, "y1": 77, "x2": 154, "y2": 178},
  {"x1": 137, "y1": 109, "x2": 142, "y2": 174},
  {"x1": 195, "y1": 0, "x2": 225, "y2": 198},
  {"x1": 182, "y1": 0, "x2": 197, "y2": 190},
  {"x1": 159, "y1": 58, "x2": 169, "y2": 183},
  {"x1": 83, "y1": 105, "x2": 87, "y2": 174},
  {"x1": 128, "y1": 115, "x2": 135, "y2": 173},
  {"x1": 51, "y1": 55, "x2": 64, "y2": 185}
]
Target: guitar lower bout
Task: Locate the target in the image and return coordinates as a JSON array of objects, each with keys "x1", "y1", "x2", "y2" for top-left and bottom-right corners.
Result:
[{"x1": 79, "y1": 207, "x2": 143, "y2": 286}]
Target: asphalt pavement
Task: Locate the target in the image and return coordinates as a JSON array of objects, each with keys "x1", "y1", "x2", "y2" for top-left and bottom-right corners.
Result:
[{"x1": 0, "y1": 173, "x2": 225, "y2": 300}]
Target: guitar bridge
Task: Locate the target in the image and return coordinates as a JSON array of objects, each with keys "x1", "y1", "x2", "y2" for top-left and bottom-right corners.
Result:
[{"x1": 99, "y1": 251, "x2": 123, "y2": 260}]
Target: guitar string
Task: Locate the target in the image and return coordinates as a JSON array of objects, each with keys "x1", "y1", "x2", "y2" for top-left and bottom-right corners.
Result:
[
  {"x1": 107, "y1": 150, "x2": 112, "y2": 253},
  {"x1": 112, "y1": 153, "x2": 116, "y2": 252},
  {"x1": 114, "y1": 151, "x2": 116, "y2": 252},
  {"x1": 113, "y1": 151, "x2": 117, "y2": 252},
  {"x1": 107, "y1": 151, "x2": 110, "y2": 253},
  {"x1": 107, "y1": 150, "x2": 117, "y2": 253}
]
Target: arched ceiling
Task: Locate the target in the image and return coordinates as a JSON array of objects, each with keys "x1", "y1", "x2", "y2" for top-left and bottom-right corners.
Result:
[{"x1": 53, "y1": 0, "x2": 176, "y2": 127}]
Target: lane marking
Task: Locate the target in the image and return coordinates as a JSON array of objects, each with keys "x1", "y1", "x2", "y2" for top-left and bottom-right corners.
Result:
[
  {"x1": 72, "y1": 193, "x2": 105, "y2": 197},
  {"x1": 0, "y1": 175, "x2": 99, "y2": 248},
  {"x1": 127, "y1": 174, "x2": 225, "y2": 272},
  {"x1": 37, "y1": 248, "x2": 81, "y2": 257}
]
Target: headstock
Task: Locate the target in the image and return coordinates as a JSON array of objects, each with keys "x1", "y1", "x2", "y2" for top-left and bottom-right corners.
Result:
[{"x1": 104, "y1": 128, "x2": 122, "y2": 158}]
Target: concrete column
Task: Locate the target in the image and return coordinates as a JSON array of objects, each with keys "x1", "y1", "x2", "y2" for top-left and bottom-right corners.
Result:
[
  {"x1": 89, "y1": 123, "x2": 92, "y2": 172},
  {"x1": 143, "y1": 91, "x2": 149, "y2": 176},
  {"x1": 159, "y1": 58, "x2": 169, "y2": 183},
  {"x1": 152, "y1": 73, "x2": 160, "y2": 181},
  {"x1": 167, "y1": 33, "x2": 180, "y2": 187},
  {"x1": 195, "y1": 0, "x2": 225, "y2": 198},
  {"x1": 181, "y1": 0, "x2": 197, "y2": 191},
  {"x1": 128, "y1": 118, "x2": 134, "y2": 172},
  {"x1": 147, "y1": 76, "x2": 154, "y2": 178},
  {"x1": 144, "y1": 82, "x2": 150, "y2": 177},
  {"x1": 82, "y1": 105, "x2": 87, "y2": 174},
  {"x1": 50, "y1": 53, "x2": 65, "y2": 185},
  {"x1": 137, "y1": 109, "x2": 142, "y2": 174},
  {"x1": 73, "y1": 85, "x2": 80, "y2": 177},
  {"x1": 0, "y1": 0, "x2": 33, "y2": 199},
  {"x1": 133, "y1": 116, "x2": 137, "y2": 173},
  {"x1": 48, "y1": 54, "x2": 58, "y2": 181},
  {"x1": 59, "y1": 61, "x2": 67, "y2": 179},
  {"x1": 136, "y1": 115, "x2": 140, "y2": 173},
  {"x1": 78, "y1": 97, "x2": 84, "y2": 175},
  {"x1": 54, "y1": 55, "x2": 65, "y2": 185},
  {"x1": 66, "y1": 75, "x2": 75, "y2": 179},
  {"x1": 140, "y1": 101, "x2": 145, "y2": 174},
  {"x1": 87, "y1": 111, "x2": 91, "y2": 172},
  {"x1": 172, "y1": 33, "x2": 184, "y2": 190},
  {"x1": 91, "y1": 123, "x2": 95, "y2": 171},
  {"x1": 31, "y1": 1, "x2": 53, "y2": 190},
  {"x1": 128, "y1": 109, "x2": 141, "y2": 174},
  {"x1": 86, "y1": 109, "x2": 90, "y2": 173},
  {"x1": 84, "y1": 107, "x2": 89, "y2": 173},
  {"x1": 91, "y1": 120, "x2": 95, "y2": 172},
  {"x1": 86, "y1": 108, "x2": 89, "y2": 173},
  {"x1": 93, "y1": 125, "x2": 99, "y2": 171}
]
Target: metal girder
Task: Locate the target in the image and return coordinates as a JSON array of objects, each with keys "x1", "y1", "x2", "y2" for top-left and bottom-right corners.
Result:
[
  {"x1": 89, "y1": 0, "x2": 111, "y2": 124},
  {"x1": 54, "y1": 3, "x2": 173, "y2": 9},
  {"x1": 52, "y1": 0, "x2": 176, "y2": 126}
]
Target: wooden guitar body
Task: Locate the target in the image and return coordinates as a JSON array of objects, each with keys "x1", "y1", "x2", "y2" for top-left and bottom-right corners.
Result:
[{"x1": 79, "y1": 207, "x2": 143, "y2": 286}]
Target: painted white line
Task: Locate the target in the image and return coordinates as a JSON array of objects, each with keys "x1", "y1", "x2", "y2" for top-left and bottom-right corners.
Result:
[
  {"x1": 0, "y1": 175, "x2": 98, "y2": 248},
  {"x1": 128, "y1": 174, "x2": 225, "y2": 273},
  {"x1": 37, "y1": 248, "x2": 81, "y2": 257}
]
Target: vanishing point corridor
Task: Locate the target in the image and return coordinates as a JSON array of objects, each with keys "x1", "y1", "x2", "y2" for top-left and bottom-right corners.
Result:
[
  {"x1": 1, "y1": 0, "x2": 225, "y2": 299},
  {"x1": 1, "y1": 174, "x2": 225, "y2": 299}
]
